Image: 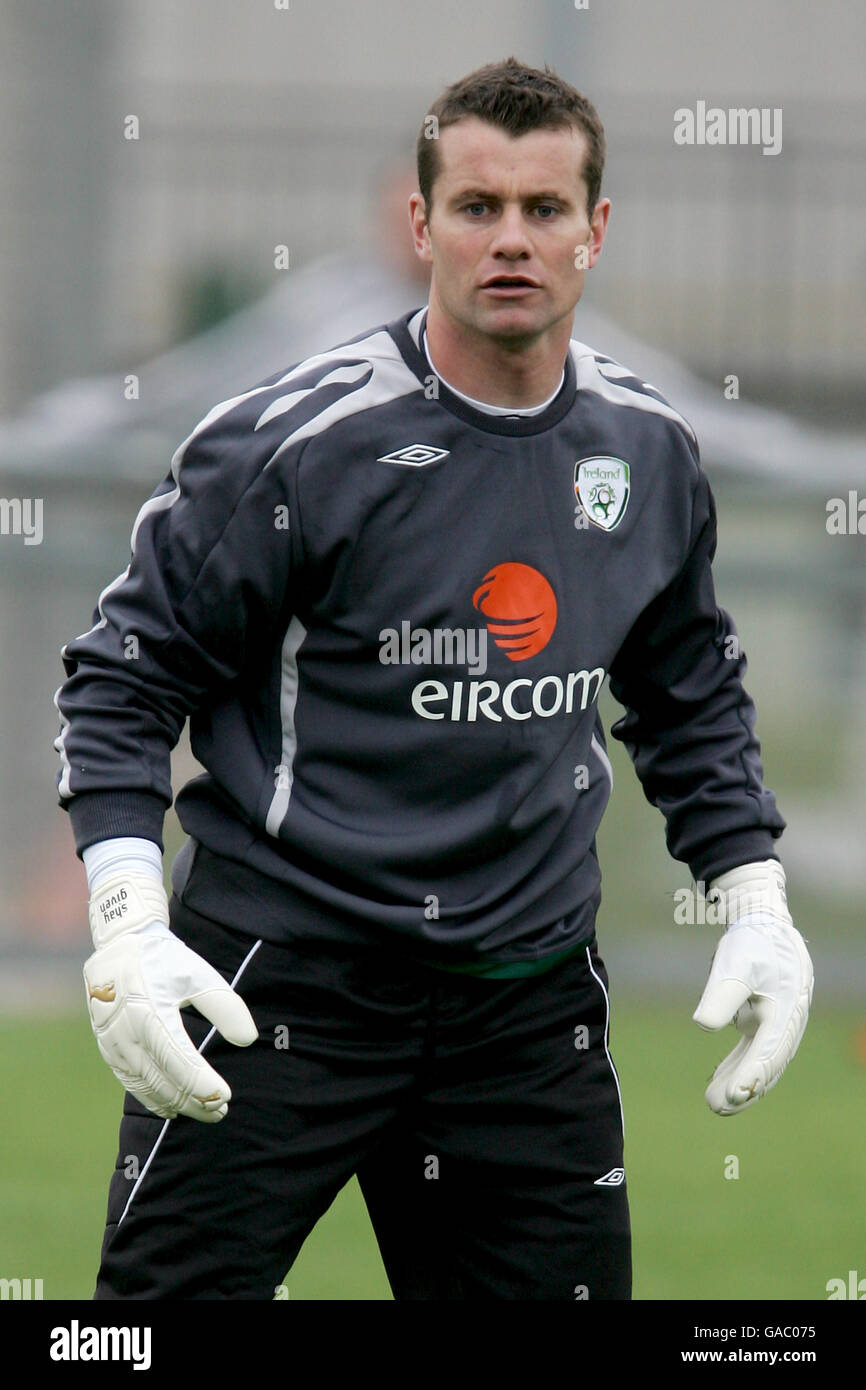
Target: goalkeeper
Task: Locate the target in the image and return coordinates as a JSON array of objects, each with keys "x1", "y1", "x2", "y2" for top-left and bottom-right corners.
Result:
[{"x1": 55, "y1": 56, "x2": 812, "y2": 1301}]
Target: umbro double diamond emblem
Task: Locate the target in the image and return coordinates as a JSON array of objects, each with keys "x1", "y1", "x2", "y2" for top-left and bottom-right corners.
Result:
[
  {"x1": 594, "y1": 1167, "x2": 625, "y2": 1186},
  {"x1": 376, "y1": 444, "x2": 450, "y2": 466}
]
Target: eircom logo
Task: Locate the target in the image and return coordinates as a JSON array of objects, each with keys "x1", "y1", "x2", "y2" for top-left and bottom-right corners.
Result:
[
  {"x1": 472, "y1": 562, "x2": 557, "y2": 660},
  {"x1": 401, "y1": 560, "x2": 605, "y2": 723}
]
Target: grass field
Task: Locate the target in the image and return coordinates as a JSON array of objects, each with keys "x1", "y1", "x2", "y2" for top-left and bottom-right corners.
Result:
[{"x1": 2, "y1": 1002, "x2": 863, "y2": 1301}]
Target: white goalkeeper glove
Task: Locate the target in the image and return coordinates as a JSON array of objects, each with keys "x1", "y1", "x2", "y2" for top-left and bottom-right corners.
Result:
[
  {"x1": 84, "y1": 871, "x2": 258, "y2": 1123},
  {"x1": 692, "y1": 859, "x2": 813, "y2": 1115}
]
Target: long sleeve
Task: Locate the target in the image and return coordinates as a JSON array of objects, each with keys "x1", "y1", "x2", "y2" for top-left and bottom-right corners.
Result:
[
  {"x1": 606, "y1": 465, "x2": 785, "y2": 884},
  {"x1": 54, "y1": 385, "x2": 303, "y2": 856}
]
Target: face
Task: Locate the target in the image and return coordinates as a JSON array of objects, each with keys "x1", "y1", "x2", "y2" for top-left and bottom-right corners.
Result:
[{"x1": 409, "y1": 116, "x2": 610, "y2": 347}]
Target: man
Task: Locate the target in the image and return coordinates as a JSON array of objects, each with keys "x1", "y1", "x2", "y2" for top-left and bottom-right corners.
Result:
[{"x1": 55, "y1": 56, "x2": 812, "y2": 1301}]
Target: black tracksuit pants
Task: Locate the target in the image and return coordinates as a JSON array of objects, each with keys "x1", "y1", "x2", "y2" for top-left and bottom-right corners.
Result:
[{"x1": 93, "y1": 892, "x2": 631, "y2": 1300}]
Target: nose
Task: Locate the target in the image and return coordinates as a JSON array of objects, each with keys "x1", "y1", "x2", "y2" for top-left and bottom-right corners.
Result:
[{"x1": 488, "y1": 203, "x2": 533, "y2": 257}]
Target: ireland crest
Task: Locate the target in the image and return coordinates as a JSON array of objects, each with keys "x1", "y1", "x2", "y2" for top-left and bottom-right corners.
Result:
[{"x1": 574, "y1": 457, "x2": 630, "y2": 532}]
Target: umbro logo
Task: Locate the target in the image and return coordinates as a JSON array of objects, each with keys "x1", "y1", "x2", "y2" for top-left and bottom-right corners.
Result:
[
  {"x1": 376, "y1": 444, "x2": 450, "y2": 467},
  {"x1": 594, "y1": 1167, "x2": 625, "y2": 1187}
]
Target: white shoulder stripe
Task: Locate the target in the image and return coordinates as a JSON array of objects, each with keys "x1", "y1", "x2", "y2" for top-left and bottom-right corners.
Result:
[
  {"x1": 254, "y1": 363, "x2": 371, "y2": 431},
  {"x1": 570, "y1": 341, "x2": 697, "y2": 444},
  {"x1": 261, "y1": 331, "x2": 423, "y2": 471},
  {"x1": 592, "y1": 359, "x2": 661, "y2": 393}
]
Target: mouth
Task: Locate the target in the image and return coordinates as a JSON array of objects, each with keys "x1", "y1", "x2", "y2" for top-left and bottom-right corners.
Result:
[{"x1": 481, "y1": 276, "x2": 540, "y2": 296}]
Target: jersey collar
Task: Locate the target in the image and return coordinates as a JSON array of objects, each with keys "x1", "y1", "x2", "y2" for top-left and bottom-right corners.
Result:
[{"x1": 388, "y1": 305, "x2": 577, "y2": 438}]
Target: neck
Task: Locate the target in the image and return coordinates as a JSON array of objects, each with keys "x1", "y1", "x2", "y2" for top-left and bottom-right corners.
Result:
[{"x1": 423, "y1": 286, "x2": 572, "y2": 408}]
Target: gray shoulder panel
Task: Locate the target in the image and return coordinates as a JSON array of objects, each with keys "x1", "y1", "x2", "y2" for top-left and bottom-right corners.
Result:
[
  {"x1": 259, "y1": 328, "x2": 425, "y2": 470},
  {"x1": 569, "y1": 339, "x2": 697, "y2": 446}
]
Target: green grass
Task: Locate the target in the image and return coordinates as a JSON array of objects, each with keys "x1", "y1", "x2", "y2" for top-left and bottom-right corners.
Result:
[
  {"x1": 621, "y1": 1001, "x2": 866, "y2": 1300},
  {"x1": 1, "y1": 1004, "x2": 862, "y2": 1300}
]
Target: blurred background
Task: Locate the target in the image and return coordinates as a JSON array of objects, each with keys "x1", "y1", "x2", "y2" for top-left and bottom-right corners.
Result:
[{"x1": 0, "y1": 0, "x2": 863, "y2": 1301}]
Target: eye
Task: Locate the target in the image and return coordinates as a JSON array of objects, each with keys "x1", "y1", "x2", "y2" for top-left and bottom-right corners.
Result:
[
  {"x1": 534, "y1": 204, "x2": 558, "y2": 218},
  {"x1": 464, "y1": 203, "x2": 487, "y2": 216}
]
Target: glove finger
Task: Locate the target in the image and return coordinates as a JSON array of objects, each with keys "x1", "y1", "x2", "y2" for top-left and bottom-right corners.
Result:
[
  {"x1": 115, "y1": 1039, "x2": 228, "y2": 1123},
  {"x1": 705, "y1": 985, "x2": 811, "y2": 1114},
  {"x1": 693, "y1": 974, "x2": 751, "y2": 1031},
  {"x1": 185, "y1": 985, "x2": 258, "y2": 1048},
  {"x1": 714, "y1": 1007, "x2": 776, "y2": 1112},
  {"x1": 117, "y1": 1005, "x2": 232, "y2": 1120},
  {"x1": 724, "y1": 981, "x2": 810, "y2": 1102},
  {"x1": 140, "y1": 937, "x2": 258, "y2": 1047},
  {"x1": 704, "y1": 1034, "x2": 755, "y2": 1115},
  {"x1": 700, "y1": 994, "x2": 777, "y2": 1113},
  {"x1": 139, "y1": 1004, "x2": 235, "y2": 1116}
]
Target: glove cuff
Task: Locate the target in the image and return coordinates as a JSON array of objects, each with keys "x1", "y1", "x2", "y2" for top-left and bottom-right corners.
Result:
[
  {"x1": 88, "y1": 871, "x2": 170, "y2": 949},
  {"x1": 707, "y1": 858, "x2": 790, "y2": 928}
]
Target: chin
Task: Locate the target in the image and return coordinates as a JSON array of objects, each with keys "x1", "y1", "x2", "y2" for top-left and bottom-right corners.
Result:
[{"x1": 480, "y1": 305, "x2": 553, "y2": 337}]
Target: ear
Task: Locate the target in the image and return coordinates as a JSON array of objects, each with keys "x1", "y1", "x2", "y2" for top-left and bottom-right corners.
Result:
[
  {"x1": 586, "y1": 196, "x2": 611, "y2": 269},
  {"x1": 409, "y1": 191, "x2": 434, "y2": 266}
]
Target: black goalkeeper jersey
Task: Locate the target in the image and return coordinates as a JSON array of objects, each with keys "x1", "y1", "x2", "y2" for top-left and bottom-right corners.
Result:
[{"x1": 54, "y1": 304, "x2": 784, "y2": 970}]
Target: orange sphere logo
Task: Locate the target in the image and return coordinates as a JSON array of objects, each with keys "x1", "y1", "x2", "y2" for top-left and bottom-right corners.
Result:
[{"x1": 472, "y1": 562, "x2": 558, "y2": 661}]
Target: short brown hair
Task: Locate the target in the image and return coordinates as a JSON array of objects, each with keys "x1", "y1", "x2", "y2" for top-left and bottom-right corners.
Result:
[{"x1": 416, "y1": 57, "x2": 606, "y2": 220}]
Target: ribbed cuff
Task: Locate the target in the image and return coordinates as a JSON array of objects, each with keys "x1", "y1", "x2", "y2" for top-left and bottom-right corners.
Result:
[
  {"x1": 688, "y1": 829, "x2": 781, "y2": 887},
  {"x1": 64, "y1": 790, "x2": 168, "y2": 857}
]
